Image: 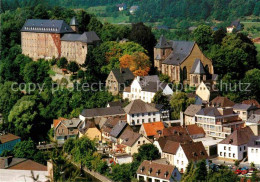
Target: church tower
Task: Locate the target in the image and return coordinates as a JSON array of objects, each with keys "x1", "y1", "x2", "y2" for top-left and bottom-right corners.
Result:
[{"x1": 70, "y1": 17, "x2": 79, "y2": 33}]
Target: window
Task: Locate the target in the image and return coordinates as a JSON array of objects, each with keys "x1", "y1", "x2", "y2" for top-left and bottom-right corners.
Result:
[
  {"x1": 137, "y1": 119, "x2": 139, "y2": 124},
  {"x1": 229, "y1": 153, "x2": 231, "y2": 157},
  {"x1": 181, "y1": 161, "x2": 184, "y2": 165},
  {"x1": 137, "y1": 114, "x2": 139, "y2": 117},
  {"x1": 142, "y1": 113, "x2": 144, "y2": 117},
  {"x1": 148, "y1": 112, "x2": 151, "y2": 116},
  {"x1": 244, "y1": 146, "x2": 246, "y2": 150},
  {"x1": 142, "y1": 119, "x2": 144, "y2": 123},
  {"x1": 233, "y1": 153, "x2": 235, "y2": 158},
  {"x1": 229, "y1": 147, "x2": 231, "y2": 151},
  {"x1": 148, "y1": 119, "x2": 151, "y2": 122},
  {"x1": 138, "y1": 141, "x2": 140, "y2": 144},
  {"x1": 132, "y1": 114, "x2": 134, "y2": 117},
  {"x1": 251, "y1": 149, "x2": 254, "y2": 153},
  {"x1": 224, "y1": 146, "x2": 226, "y2": 150},
  {"x1": 220, "y1": 152, "x2": 222, "y2": 156},
  {"x1": 177, "y1": 160, "x2": 179, "y2": 164},
  {"x1": 240, "y1": 147, "x2": 242, "y2": 151},
  {"x1": 143, "y1": 140, "x2": 145, "y2": 144},
  {"x1": 256, "y1": 149, "x2": 258, "y2": 153},
  {"x1": 153, "y1": 118, "x2": 156, "y2": 122}
]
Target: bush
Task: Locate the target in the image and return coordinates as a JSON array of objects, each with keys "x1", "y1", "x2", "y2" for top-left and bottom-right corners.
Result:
[{"x1": 57, "y1": 57, "x2": 68, "y2": 68}]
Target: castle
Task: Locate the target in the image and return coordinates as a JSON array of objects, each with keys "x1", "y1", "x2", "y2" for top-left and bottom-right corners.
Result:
[
  {"x1": 154, "y1": 35, "x2": 216, "y2": 86},
  {"x1": 21, "y1": 17, "x2": 100, "y2": 65}
]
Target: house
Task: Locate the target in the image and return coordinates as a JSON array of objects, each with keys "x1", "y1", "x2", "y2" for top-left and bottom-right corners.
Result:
[
  {"x1": 247, "y1": 136, "x2": 260, "y2": 165},
  {"x1": 78, "y1": 121, "x2": 102, "y2": 142},
  {"x1": 184, "y1": 104, "x2": 202, "y2": 125},
  {"x1": 193, "y1": 137, "x2": 222, "y2": 157},
  {"x1": 154, "y1": 35, "x2": 215, "y2": 85},
  {"x1": 209, "y1": 96, "x2": 235, "y2": 108},
  {"x1": 53, "y1": 118, "x2": 82, "y2": 143},
  {"x1": 139, "y1": 122, "x2": 165, "y2": 139},
  {"x1": 123, "y1": 75, "x2": 173, "y2": 103},
  {"x1": 106, "y1": 68, "x2": 134, "y2": 95},
  {"x1": 174, "y1": 142, "x2": 208, "y2": 173},
  {"x1": 150, "y1": 103, "x2": 171, "y2": 121},
  {"x1": 196, "y1": 107, "x2": 244, "y2": 139},
  {"x1": 242, "y1": 99, "x2": 260, "y2": 108},
  {"x1": 217, "y1": 127, "x2": 254, "y2": 161},
  {"x1": 226, "y1": 19, "x2": 242, "y2": 33},
  {"x1": 196, "y1": 81, "x2": 218, "y2": 102},
  {"x1": 79, "y1": 106, "x2": 126, "y2": 121},
  {"x1": 0, "y1": 133, "x2": 21, "y2": 155},
  {"x1": 110, "y1": 120, "x2": 132, "y2": 143},
  {"x1": 161, "y1": 140, "x2": 180, "y2": 165},
  {"x1": 124, "y1": 99, "x2": 161, "y2": 126},
  {"x1": 233, "y1": 103, "x2": 258, "y2": 121},
  {"x1": 129, "y1": 5, "x2": 139, "y2": 14},
  {"x1": 116, "y1": 3, "x2": 127, "y2": 11},
  {"x1": 185, "y1": 124, "x2": 205, "y2": 139},
  {"x1": 246, "y1": 114, "x2": 260, "y2": 136},
  {"x1": 137, "y1": 160, "x2": 182, "y2": 182},
  {"x1": 107, "y1": 101, "x2": 123, "y2": 108},
  {"x1": 21, "y1": 18, "x2": 100, "y2": 64},
  {"x1": 110, "y1": 153, "x2": 132, "y2": 164},
  {"x1": 119, "y1": 130, "x2": 151, "y2": 155},
  {"x1": 0, "y1": 157, "x2": 48, "y2": 182}
]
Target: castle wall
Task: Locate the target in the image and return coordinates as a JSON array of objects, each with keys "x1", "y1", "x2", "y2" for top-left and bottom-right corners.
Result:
[{"x1": 21, "y1": 32, "x2": 60, "y2": 60}]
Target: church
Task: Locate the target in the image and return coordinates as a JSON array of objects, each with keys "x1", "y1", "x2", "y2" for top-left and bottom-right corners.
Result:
[
  {"x1": 154, "y1": 35, "x2": 217, "y2": 86},
  {"x1": 21, "y1": 17, "x2": 100, "y2": 65}
]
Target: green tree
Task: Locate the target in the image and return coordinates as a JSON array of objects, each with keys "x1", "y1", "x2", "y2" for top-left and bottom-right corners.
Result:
[
  {"x1": 152, "y1": 91, "x2": 170, "y2": 106},
  {"x1": 67, "y1": 61, "x2": 79, "y2": 74},
  {"x1": 193, "y1": 160, "x2": 207, "y2": 181},
  {"x1": 208, "y1": 169, "x2": 238, "y2": 182},
  {"x1": 13, "y1": 139, "x2": 36, "y2": 159},
  {"x1": 193, "y1": 25, "x2": 214, "y2": 51},
  {"x1": 57, "y1": 57, "x2": 68, "y2": 69},
  {"x1": 110, "y1": 164, "x2": 132, "y2": 182}
]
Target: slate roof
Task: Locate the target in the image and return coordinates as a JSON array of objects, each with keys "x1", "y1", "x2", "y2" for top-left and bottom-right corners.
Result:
[
  {"x1": 196, "y1": 107, "x2": 222, "y2": 117},
  {"x1": 233, "y1": 103, "x2": 257, "y2": 111},
  {"x1": 220, "y1": 127, "x2": 254, "y2": 146},
  {"x1": 110, "y1": 121, "x2": 128, "y2": 138},
  {"x1": 162, "y1": 41, "x2": 195, "y2": 65},
  {"x1": 21, "y1": 19, "x2": 74, "y2": 33},
  {"x1": 247, "y1": 114, "x2": 260, "y2": 124},
  {"x1": 138, "y1": 75, "x2": 160, "y2": 88},
  {"x1": 121, "y1": 130, "x2": 141, "y2": 147},
  {"x1": 0, "y1": 133, "x2": 20, "y2": 144},
  {"x1": 190, "y1": 59, "x2": 206, "y2": 74},
  {"x1": 81, "y1": 106, "x2": 126, "y2": 118},
  {"x1": 231, "y1": 19, "x2": 241, "y2": 27},
  {"x1": 111, "y1": 68, "x2": 134, "y2": 84},
  {"x1": 61, "y1": 31, "x2": 100, "y2": 43},
  {"x1": 70, "y1": 17, "x2": 78, "y2": 26},
  {"x1": 210, "y1": 96, "x2": 235, "y2": 107},
  {"x1": 142, "y1": 122, "x2": 165, "y2": 137},
  {"x1": 124, "y1": 99, "x2": 159, "y2": 114},
  {"x1": 181, "y1": 142, "x2": 208, "y2": 161},
  {"x1": 155, "y1": 35, "x2": 172, "y2": 48},
  {"x1": 184, "y1": 104, "x2": 202, "y2": 116},
  {"x1": 101, "y1": 117, "x2": 126, "y2": 133},
  {"x1": 247, "y1": 136, "x2": 260, "y2": 148},
  {"x1": 137, "y1": 160, "x2": 176, "y2": 180}
]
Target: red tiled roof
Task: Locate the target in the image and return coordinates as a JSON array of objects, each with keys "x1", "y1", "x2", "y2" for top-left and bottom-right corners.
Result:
[
  {"x1": 8, "y1": 159, "x2": 47, "y2": 171},
  {"x1": 181, "y1": 142, "x2": 208, "y2": 161},
  {"x1": 53, "y1": 117, "x2": 66, "y2": 128},
  {"x1": 186, "y1": 124, "x2": 205, "y2": 136},
  {"x1": 0, "y1": 133, "x2": 20, "y2": 144},
  {"x1": 162, "y1": 140, "x2": 179, "y2": 154},
  {"x1": 210, "y1": 96, "x2": 235, "y2": 107},
  {"x1": 242, "y1": 99, "x2": 260, "y2": 108},
  {"x1": 142, "y1": 122, "x2": 165, "y2": 137}
]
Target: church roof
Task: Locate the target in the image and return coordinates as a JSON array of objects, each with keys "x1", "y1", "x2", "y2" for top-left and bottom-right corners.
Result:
[
  {"x1": 190, "y1": 59, "x2": 206, "y2": 74},
  {"x1": 21, "y1": 19, "x2": 74, "y2": 33},
  {"x1": 61, "y1": 31, "x2": 100, "y2": 43},
  {"x1": 162, "y1": 41, "x2": 195, "y2": 65},
  {"x1": 155, "y1": 35, "x2": 171, "y2": 49}
]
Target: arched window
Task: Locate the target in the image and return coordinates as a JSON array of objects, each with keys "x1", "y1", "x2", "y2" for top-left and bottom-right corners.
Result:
[{"x1": 183, "y1": 66, "x2": 187, "y2": 80}]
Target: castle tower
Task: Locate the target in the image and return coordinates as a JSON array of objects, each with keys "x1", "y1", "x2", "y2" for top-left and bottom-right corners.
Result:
[
  {"x1": 154, "y1": 35, "x2": 172, "y2": 72},
  {"x1": 70, "y1": 17, "x2": 79, "y2": 33}
]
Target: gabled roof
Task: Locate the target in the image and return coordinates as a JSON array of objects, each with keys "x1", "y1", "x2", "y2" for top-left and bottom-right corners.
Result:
[
  {"x1": 58, "y1": 118, "x2": 82, "y2": 128},
  {"x1": 121, "y1": 130, "x2": 142, "y2": 147},
  {"x1": 242, "y1": 99, "x2": 260, "y2": 108},
  {"x1": 196, "y1": 107, "x2": 222, "y2": 117},
  {"x1": 142, "y1": 122, "x2": 165, "y2": 137},
  {"x1": 155, "y1": 127, "x2": 193, "y2": 143},
  {"x1": 162, "y1": 41, "x2": 195, "y2": 65},
  {"x1": 186, "y1": 124, "x2": 205, "y2": 136},
  {"x1": 181, "y1": 142, "x2": 208, "y2": 161},
  {"x1": 124, "y1": 99, "x2": 159, "y2": 114},
  {"x1": 137, "y1": 75, "x2": 160, "y2": 89},
  {"x1": 101, "y1": 117, "x2": 126, "y2": 133},
  {"x1": 155, "y1": 35, "x2": 172, "y2": 48},
  {"x1": 81, "y1": 106, "x2": 126, "y2": 118},
  {"x1": 107, "y1": 101, "x2": 123, "y2": 108},
  {"x1": 162, "y1": 140, "x2": 180, "y2": 154},
  {"x1": 233, "y1": 103, "x2": 257, "y2": 111},
  {"x1": 53, "y1": 117, "x2": 67, "y2": 128},
  {"x1": 21, "y1": 19, "x2": 74, "y2": 33},
  {"x1": 248, "y1": 136, "x2": 260, "y2": 148},
  {"x1": 231, "y1": 19, "x2": 240, "y2": 27},
  {"x1": 0, "y1": 133, "x2": 20, "y2": 144},
  {"x1": 61, "y1": 31, "x2": 100, "y2": 43},
  {"x1": 111, "y1": 68, "x2": 134, "y2": 84},
  {"x1": 70, "y1": 17, "x2": 78, "y2": 26},
  {"x1": 220, "y1": 127, "x2": 254, "y2": 146},
  {"x1": 141, "y1": 81, "x2": 168, "y2": 93},
  {"x1": 110, "y1": 121, "x2": 128, "y2": 138},
  {"x1": 79, "y1": 120, "x2": 96, "y2": 134},
  {"x1": 137, "y1": 160, "x2": 176, "y2": 180},
  {"x1": 247, "y1": 114, "x2": 260, "y2": 124},
  {"x1": 210, "y1": 96, "x2": 235, "y2": 107},
  {"x1": 184, "y1": 104, "x2": 202, "y2": 116},
  {"x1": 190, "y1": 59, "x2": 206, "y2": 74}
]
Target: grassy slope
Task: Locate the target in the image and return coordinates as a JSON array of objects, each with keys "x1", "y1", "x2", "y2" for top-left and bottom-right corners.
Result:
[{"x1": 241, "y1": 21, "x2": 260, "y2": 38}]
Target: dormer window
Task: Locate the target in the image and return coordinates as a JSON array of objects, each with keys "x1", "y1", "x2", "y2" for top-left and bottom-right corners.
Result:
[
  {"x1": 200, "y1": 151, "x2": 205, "y2": 155},
  {"x1": 164, "y1": 171, "x2": 169, "y2": 177},
  {"x1": 156, "y1": 169, "x2": 160, "y2": 176},
  {"x1": 140, "y1": 166, "x2": 145, "y2": 172},
  {"x1": 148, "y1": 168, "x2": 152, "y2": 174}
]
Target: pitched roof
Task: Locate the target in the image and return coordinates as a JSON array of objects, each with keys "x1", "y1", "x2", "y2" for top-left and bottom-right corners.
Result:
[
  {"x1": 142, "y1": 122, "x2": 165, "y2": 137},
  {"x1": 79, "y1": 120, "x2": 96, "y2": 134},
  {"x1": 111, "y1": 68, "x2": 134, "y2": 84},
  {"x1": 196, "y1": 107, "x2": 222, "y2": 117},
  {"x1": 101, "y1": 117, "x2": 125, "y2": 133},
  {"x1": 247, "y1": 114, "x2": 260, "y2": 124},
  {"x1": 162, "y1": 140, "x2": 180, "y2": 154},
  {"x1": 53, "y1": 117, "x2": 67, "y2": 128},
  {"x1": 142, "y1": 81, "x2": 168, "y2": 93},
  {"x1": 233, "y1": 103, "x2": 257, "y2": 111},
  {"x1": 121, "y1": 130, "x2": 141, "y2": 147},
  {"x1": 61, "y1": 31, "x2": 100, "y2": 43},
  {"x1": 81, "y1": 106, "x2": 126, "y2": 118},
  {"x1": 21, "y1": 19, "x2": 74, "y2": 33},
  {"x1": 107, "y1": 101, "x2": 123, "y2": 108},
  {"x1": 0, "y1": 133, "x2": 20, "y2": 144},
  {"x1": 124, "y1": 99, "x2": 159, "y2": 114},
  {"x1": 190, "y1": 59, "x2": 206, "y2": 74},
  {"x1": 162, "y1": 41, "x2": 195, "y2": 65},
  {"x1": 137, "y1": 160, "x2": 176, "y2": 180},
  {"x1": 220, "y1": 127, "x2": 255, "y2": 146},
  {"x1": 242, "y1": 99, "x2": 260, "y2": 108},
  {"x1": 181, "y1": 142, "x2": 208, "y2": 161},
  {"x1": 155, "y1": 127, "x2": 193, "y2": 143},
  {"x1": 247, "y1": 136, "x2": 260, "y2": 148},
  {"x1": 59, "y1": 118, "x2": 82, "y2": 128},
  {"x1": 184, "y1": 104, "x2": 202, "y2": 116},
  {"x1": 70, "y1": 17, "x2": 78, "y2": 26},
  {"x1": 231, "y1": 19, "x2": 240, "y2": 27},
  {"x1": 110, "y1": 121, "x2": 128, "y2": 138},
  {"x1": 186, "y1": 124, "x2": 205, "y2": 136},
  {"x1": 155, "y1": 35, "x2": 171, "y2": 48},
  {"x1": 210, "y1": 96, "x2": 235, "y2": 107}
]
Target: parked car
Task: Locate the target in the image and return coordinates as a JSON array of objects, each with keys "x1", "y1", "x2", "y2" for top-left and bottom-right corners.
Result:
[{"x1": 235, "y1": 169, "x2": 242, "y2": 174}]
